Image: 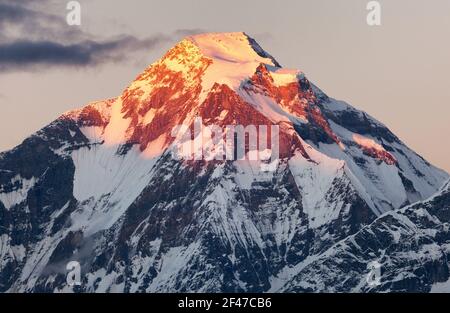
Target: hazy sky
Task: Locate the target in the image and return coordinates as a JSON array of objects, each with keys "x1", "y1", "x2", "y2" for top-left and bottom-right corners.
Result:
[{"x1": 0, "y1": 0, "x2": 449, "y2": 172}]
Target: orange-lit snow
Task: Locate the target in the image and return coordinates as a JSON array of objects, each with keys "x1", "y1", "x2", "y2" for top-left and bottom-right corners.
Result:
[
  {"x1": 269, "y1": 68, "x2": 302, "y2": 87},
  {"x1": 103, "y1": 99, "x2": 132, "y2": 145},
  {"x1": 189, "y1": 32, "x2": 277, "y2": 101},
  {"x1": 353, "y1": 134, "x2": 385, "y2": 152}
]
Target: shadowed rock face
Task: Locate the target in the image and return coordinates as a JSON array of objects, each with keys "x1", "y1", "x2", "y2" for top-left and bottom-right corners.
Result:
[{"x1": 0, "y1": 32, "x2": 448, "y2": 292}]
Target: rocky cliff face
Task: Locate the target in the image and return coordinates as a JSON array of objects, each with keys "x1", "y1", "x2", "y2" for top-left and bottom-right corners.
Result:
[{"x1": 0, "y1": 32, "x2": 448, "y2": 292}]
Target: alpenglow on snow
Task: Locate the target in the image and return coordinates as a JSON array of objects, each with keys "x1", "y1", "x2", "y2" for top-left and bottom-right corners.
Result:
[{"x1": 0, "y1": 32, "x2": 448, "y2": 292}]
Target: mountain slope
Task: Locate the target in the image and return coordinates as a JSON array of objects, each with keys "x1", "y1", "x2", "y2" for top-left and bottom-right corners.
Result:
[
  {"x1": 0, "y1": 32, "x2": 448, "y2": 292},
  {"x1": 280, "y1": 179, "x2": 450, "y2": 292}
]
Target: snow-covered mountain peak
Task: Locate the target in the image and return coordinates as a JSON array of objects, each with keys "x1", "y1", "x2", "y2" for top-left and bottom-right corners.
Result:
[
  {"x1": 73, "y1": 33, "x2": 303, "y2": 154},
  {"x1": 123, "y1": 32, "x2": 284, "y2": 109},
  {"x1": 56, "y1": 33, "x2": 447, "y2": 211},
  {"x1": 1, "y1": 32, "x2": 449, "y2": 293},
  {"x1": 188, "y1": 32, "x2": 279, "y2": 67}
]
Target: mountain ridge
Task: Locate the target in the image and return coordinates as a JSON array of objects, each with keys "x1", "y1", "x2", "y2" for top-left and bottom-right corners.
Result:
[{"x1": 0, "y1": 32, "x2": 448, "y2": 292}]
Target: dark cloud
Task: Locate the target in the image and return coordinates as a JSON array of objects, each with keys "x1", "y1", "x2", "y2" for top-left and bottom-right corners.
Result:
[
  {"x1": 0, "y1": 1, "x2": 200, "y2": 72},
  {"x1": 0, "y1": 41, "x2": 92, "y2": 67},
  {"x1": 0, "y1": 2, "x2": 41, "y2": 22},
  {"x1": 0, "y1": 2, "x2": 69, "y2": 40},
  {"x1": 0, "y1": 34, "x2": 173, "y2": 70}
]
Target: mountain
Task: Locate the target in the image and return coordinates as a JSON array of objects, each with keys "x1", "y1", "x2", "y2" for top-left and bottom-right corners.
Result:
[
  {"x1": 0, "y1": 32, "x2": 448, "y2": 292},
  {"x1": 281, "y1": 179, "x2": 450, "y2": 292}
]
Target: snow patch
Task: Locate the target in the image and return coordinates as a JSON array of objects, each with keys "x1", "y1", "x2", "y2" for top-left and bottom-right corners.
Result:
[
  {"x1": 353, "y1": 134, "x2": 387, "y2": 154},
  {"x1": 288, "y1": 148, "x2": 347, "y2": 228},
  {"x1": 147, "y1": 242, "x2": 200, "y2": 292},
  {"x1": 189, "y1": 32, "x2": 277, "y2": 102},
  {"x1": 0, "y1": 175, "x2": 36, "y2": 210},
  {"x1": 269, "y1": 68, "x2": 302, "y2": 87},
  {"x1": 70, "y1": 144, "x2": 158, "y2": 236}
]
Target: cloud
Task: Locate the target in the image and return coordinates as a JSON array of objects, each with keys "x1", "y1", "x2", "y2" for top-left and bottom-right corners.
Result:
[
  {"x1": 0, "y1": 1, "x2": 199, "y2": 72},
  {"x1": 0, "y1": 35, "x2": 171, "y2": 70},
  {"x1": 0, "y1": 2, "x2": 37, "y2": 23},
  {"x1": 0, "y1": 2, "x2": 70, "y2": 41}
]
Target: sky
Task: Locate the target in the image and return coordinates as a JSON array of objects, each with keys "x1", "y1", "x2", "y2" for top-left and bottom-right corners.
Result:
[{"x1": 0, "y1": 0, "x2": 449, "y2": 172}]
